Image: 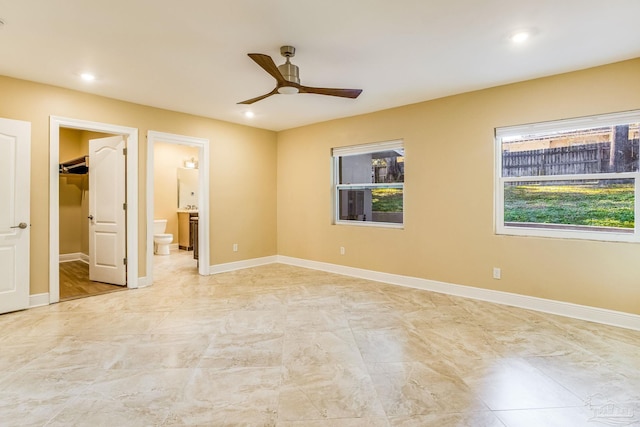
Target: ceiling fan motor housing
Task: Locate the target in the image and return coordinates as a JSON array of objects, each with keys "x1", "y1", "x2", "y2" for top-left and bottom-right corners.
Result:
[
  {"x1": 278, "y1": 60, "x2": 300, "y2": 84},
  {"x1": 278, "y1": 45, "x2": 300, "y2": 85}
]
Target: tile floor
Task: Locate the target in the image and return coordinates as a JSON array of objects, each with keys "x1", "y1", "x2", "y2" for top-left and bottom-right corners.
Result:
[{"x1": 0, "y1": 250, "x2": 639, "y2": 426}]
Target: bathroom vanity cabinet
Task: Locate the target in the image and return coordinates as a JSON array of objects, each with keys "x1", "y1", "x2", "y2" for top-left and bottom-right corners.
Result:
[{"x1": 178, "y1": 211, "x2": 198, "y2": 250}]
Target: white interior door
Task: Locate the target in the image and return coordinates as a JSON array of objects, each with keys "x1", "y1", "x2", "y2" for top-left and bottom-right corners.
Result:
[
  {"x1": 0, "y1": 118, "x2": 30, "y2": 314},
  {"x1": 89, "y1": 136, "x2": 126, "y2": 285}
]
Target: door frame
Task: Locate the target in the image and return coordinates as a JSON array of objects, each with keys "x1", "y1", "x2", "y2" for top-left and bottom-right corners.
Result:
[
  {"x1": 146, "y1": 131, "x2": 210, "y2": 284},
  {"x1": 49, "y1": 116, "x2": 139, "y2": 303}
]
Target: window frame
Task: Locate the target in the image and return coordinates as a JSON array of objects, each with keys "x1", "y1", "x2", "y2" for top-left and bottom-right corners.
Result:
[
  {"x1": 333, "y1": 139, "x2": 404, "y2": 228},
  {"x1": 495, "y1": 110, "x2": 640, "y2": 243}
]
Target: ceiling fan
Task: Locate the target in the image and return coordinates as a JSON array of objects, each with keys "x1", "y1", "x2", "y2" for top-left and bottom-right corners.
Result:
[{"x1": 238, "y1": 46, "x2": 363, "y2": 104}]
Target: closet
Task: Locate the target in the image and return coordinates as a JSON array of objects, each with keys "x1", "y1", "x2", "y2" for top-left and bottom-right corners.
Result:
[{"x1": 58, "y1": 128, "x2": 124, "y2": 300}]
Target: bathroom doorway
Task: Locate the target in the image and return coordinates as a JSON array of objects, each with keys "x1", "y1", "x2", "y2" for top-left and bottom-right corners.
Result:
[{"x1": 146, "y1": 131, "x2": 210, "y2": 286}]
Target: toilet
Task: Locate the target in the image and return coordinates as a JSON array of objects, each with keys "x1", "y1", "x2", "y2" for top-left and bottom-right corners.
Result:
[{"x1": 153, "y1": 219, "x2": 173, "y2": 255}]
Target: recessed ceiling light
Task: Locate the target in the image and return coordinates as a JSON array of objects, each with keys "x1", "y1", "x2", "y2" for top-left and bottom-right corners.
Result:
[
  {"x1": 80, "y1": 73, "x2": 96, "y2": 82},
  {"x1": 244, "y1": 111, "x2": 255, "y2": 118},
  {"x1": 511, "y1": 32, "x2": 529, "y2": 43},
  {"x1": 509, "y1": 30, "x2": 533, "y2": 44}
]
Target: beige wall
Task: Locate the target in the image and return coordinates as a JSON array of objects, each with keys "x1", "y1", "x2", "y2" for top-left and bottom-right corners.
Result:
[
  {"x1": 0, "y1": 75, "x2": 277, "y2": 296},
  {"x1": 153, "y1": 141, "x2": 200, "y2": 242},
  {"x1": 2, "y1": 58, "x2": 638, "y2": 316},
  {"x1": 277, "y1": 58, "x2": 640, "y2": 315}
]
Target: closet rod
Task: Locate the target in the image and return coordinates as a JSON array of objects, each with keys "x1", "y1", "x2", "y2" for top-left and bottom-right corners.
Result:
[{"x1": 59, "y1": 155, "x2": 89, "y2": 174}]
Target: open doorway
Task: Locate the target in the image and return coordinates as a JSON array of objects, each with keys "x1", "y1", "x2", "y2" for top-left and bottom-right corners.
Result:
[
  {"x1": 49, "y1": 116, "x2": 139, "y2": 304},
  {"x1": 146, "y1": 131, "x2": 210, "y2": 286},
  {"x1": 58, "y1": 129, "x2": 127, "y2": 300}
]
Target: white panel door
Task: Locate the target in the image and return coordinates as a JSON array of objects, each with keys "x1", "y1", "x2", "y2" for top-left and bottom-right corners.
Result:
[
  {"x1": 0, "y1": 118, "x2": 30, "y2": 314},
  {"x1": 89, "y1": 136, "x2": 126, "y2": 285}
]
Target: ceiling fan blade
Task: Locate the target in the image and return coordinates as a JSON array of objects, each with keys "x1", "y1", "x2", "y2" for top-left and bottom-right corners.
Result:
[
  {"x1": 298, "y1": 86, "x2": 362, "y2": 99},
  {"x1": 237, "y1": 88, "x2": 278, "y2": 104},
  {"x1": 247, "y1": 53, "x2": 287, "y2": 85}
]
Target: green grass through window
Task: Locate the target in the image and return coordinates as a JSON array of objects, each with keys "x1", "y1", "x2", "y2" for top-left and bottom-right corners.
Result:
[
  {"x1": 372, "y1": 188, "x2": 403, "y2": 212},
  {"x1": 504, "y1": 183, "x2": 634, "y2": 228}
]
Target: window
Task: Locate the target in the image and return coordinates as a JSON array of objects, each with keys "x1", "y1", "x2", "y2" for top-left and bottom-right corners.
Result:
[
  {"x1": 495, "y1": 110, "x2": 640, "y2": 242},
  {"x1": 333, "y1": 140, "x2": 404, "y2": 227}
]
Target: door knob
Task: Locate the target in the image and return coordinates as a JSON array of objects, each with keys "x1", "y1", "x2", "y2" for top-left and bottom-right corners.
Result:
[
  {"x1": 10, "y1": 222, "x2": 28, "y2": 229},
  {"x1": 88, "y1": 215, "x2": 94, "y2": 220}
]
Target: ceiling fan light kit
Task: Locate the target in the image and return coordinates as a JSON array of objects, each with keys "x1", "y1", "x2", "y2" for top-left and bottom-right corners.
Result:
[
  {"x1": 238, "y1": 45, "x2": 362, "y2": 104},
  {"x1": 278, "y1": 86, "x2": 299, "y2": 95}
]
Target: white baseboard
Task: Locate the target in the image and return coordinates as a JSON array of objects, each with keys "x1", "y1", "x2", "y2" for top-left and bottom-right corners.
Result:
[
  {"x1": 29, "y1": 293, "x2": 50, "y2": 308},
  {"x1": 59, "y1": 252, "x2": 89, "y2": 264},
  {"x1": 46, "y1": 251, "x2": 640, "y2": 331},
  {"x1": 277, "y1": 255, "x2": 640, "y2": 331},
  {"x1": 136, "y1": 276, "x2": 150, "y2": 288},
  {"x1": 209, "y1": 256, "x2": 278, "y2": 275},
  {"x1": 170, "y1": 243, "x2": 179, "y2": 250}
]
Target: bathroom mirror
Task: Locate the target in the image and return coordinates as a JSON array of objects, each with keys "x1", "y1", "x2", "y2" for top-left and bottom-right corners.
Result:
[{"x1": 177, "y1": 167, "x2": 199, "y2": 209}]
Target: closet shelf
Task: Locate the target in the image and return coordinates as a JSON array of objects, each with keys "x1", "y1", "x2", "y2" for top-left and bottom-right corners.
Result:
[{"x1": 59, "y1": 155, "x2": 88, "y2": 174}]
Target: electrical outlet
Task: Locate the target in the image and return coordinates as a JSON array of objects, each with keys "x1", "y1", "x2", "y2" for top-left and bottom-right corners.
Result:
[
  {"x1": 340, "y1": 246, "x2": 345, "y2": 255},
  {"x1": 493, "y1": 267, "x2": 501, "y2": 279},
  {"x1": 233, "y1": 243, "x2": 238, "y2": 252}
]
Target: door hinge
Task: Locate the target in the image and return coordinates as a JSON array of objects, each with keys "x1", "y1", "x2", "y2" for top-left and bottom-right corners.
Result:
[
  {"x1": 123, "y1": 147, "x2": 127, "y2": 155},
  {"x1": 123, "y1": 257, "x2": 127, "y2": 266},
  {"x1": 123, "y1": 203, "x2": 127, "y2": 210}
]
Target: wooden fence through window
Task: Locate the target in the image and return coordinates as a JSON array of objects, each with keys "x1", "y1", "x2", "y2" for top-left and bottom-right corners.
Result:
[{"x1": 502, "y1": 140, "x2": 639, "y2": 177}]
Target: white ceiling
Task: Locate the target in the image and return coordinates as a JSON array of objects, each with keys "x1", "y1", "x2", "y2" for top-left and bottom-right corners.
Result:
[{"x1": 1, "y1": 0, "x2": 639, "y2": 131}]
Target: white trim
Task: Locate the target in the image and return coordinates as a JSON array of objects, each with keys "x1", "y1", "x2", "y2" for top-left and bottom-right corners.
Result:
[
  {"x1": 146, "y1": 131, "x2": 211, "y2": 286},
  {"x1": 498, "y1": 223, "x2": 637, "y2": 242},
  {"x1": 337, "y1": 183, "x2": 404, "y2": 190},
  {"x1": 59, "y1": 252, "x2": 89, "y2": 263},
  {"x1": 332, "y1": 139, "x2": 403, "y2": 156},
  {"x1": 334, "y1": 220, "x2": 404, "y2": 229},
  {"x1": 501, "y1": 171, "x2": 637, "y2": 183},
  {"x1": 209, "y1": 256, "x2": 278, "y2": 275},
  {"x1": 495, "y1": 109, "x2": 640, "y2": 138},
  {"x1": 277, "y1": 256, "x2": 640, "y2": 331},
  {"x1": 50, "y1": 116, "x2": 139, "y2": 304},
  {"x1": 26, "y1": 250, "x2": 640, "y2": 330},
  {"x1": 29, "y1": 293, "x2": 50, "y2": 308}
]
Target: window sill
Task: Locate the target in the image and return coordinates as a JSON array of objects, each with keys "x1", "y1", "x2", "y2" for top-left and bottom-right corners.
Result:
[
  {"x1": 335, "y1": 220, "x2": 404, "y2": 230},
  {"x1": 498, "y1": 224, "x2": 638, "y2": 243}
]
